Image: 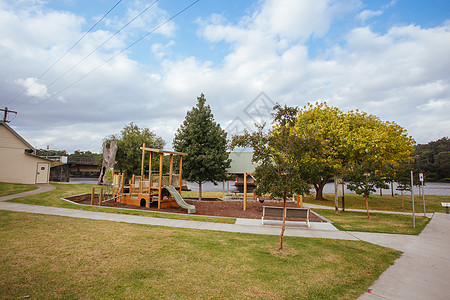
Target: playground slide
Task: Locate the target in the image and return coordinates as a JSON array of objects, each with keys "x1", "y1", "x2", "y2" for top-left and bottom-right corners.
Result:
[{"x1": 164, "y1": 185, "x2": 196, "y2": 214}]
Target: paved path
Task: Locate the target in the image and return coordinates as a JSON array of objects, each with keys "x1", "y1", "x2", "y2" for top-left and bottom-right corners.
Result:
[
  {"x1": 1, "y1": 185, "x2": 449, "y2": 299},
  {"x1": 359, "y1": 212, "x2": 450, "y2": 300},
  {"x1": 0, "y1": 183, "x2": 55, "y2": 202},
  {"x1": 0, "y1": 201, "x2": 365, "y2": 241}
]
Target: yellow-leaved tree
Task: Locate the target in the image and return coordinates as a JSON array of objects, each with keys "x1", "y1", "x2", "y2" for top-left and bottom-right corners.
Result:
[{"x1": 293, "y1": 103, "x2": 415, "y2": 201}]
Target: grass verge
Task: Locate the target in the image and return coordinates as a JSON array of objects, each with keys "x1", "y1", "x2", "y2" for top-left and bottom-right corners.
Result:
[
  {"x1": 304, "y1": 193, "x2": 450, "y2": 214},
  {"x1": 0, "y1": 211, "x2": 400, "y2": 300},
  {"x1": 6, "y1": 182, "x2": 235, "y2": 224},
  {"x1": 316, "y1": 209, "x2": 431, "y2": 235},
  {"x1": 0, "y1": 182, "x2": 38, "y2": 197}
]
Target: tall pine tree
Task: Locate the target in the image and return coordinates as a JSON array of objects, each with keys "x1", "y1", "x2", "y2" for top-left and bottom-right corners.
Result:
[{"x1": 173, "y1": 93, "x2": 230, "y2": 200}]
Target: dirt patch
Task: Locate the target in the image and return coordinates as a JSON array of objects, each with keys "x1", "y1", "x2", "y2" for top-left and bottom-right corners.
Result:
[{"x1": 65, "y1": 194, "x2": 326, "y2": 222}]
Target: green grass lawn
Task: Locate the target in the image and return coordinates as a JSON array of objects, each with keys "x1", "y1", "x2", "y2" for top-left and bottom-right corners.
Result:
[
  {"x1": 0, "y1": 182, "x2": 38, "y2": 197},
  {"x1": 6, "y1": 182, "x2": 235, "y2": 224},
  {"x1": 0, "y1": 210, "x2": 401, "y2": 300},
  {"x1": 316, "y1": 209, "x2": 430, "y2": 235},
  {"x1": 4, "y1": 182, "x2": 438, "y2": 234},
  {"x1": 304, "y1": 193, "x2": 450, "y2": 214}
]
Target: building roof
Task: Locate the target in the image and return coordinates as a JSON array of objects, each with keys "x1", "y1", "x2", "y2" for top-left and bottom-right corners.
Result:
[
  {"x1": 226, "y1": 152, "x2": 256, "y2": 174},
  {"x1": 0, "y1": 121, "x2": 35, "y2": 151}
]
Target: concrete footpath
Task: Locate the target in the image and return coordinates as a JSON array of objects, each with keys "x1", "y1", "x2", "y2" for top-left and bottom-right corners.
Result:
[
  {"x1": 359, "y1": 212, "x2": 450, "y2": 300},
  {"x1": 0, "y1": 183, "x2": 55, "y2": 202},
  {"x1": 1, "y1": 184, "x2": 449, "y2": 299}
]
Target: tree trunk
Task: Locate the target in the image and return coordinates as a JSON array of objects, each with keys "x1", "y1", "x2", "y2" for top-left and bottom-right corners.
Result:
[
  {"x1": 380, "y1": 188, "x2": 383, "y2": 196},
  {"x1": 279, "y1": 191, "x2": 287, "y2": 250},
  {"x1": 365, "y1": 194, "x2": 370, "y2": 219},
  {"x1": 98, "y1": 141, "x2": 118, "y2": 185},
  {"x1": 391, "y1": 182, "x2": 394, "y2": 197},
  {"x1": 315, "y1": 175, "x2": 330, "y2": 200},
  {"x1": 198, "y1": 182, "x2": 203, "y2": 200}
]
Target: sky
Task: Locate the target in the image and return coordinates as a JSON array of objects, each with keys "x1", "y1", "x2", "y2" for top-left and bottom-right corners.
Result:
[{"x1": 1, "y1": 0, "x2": 449, "y2": 153}]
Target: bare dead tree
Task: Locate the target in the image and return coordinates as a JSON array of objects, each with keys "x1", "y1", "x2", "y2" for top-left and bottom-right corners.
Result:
[{"x1": 98, "y1": 140, "x2": 118, "y2": 185}]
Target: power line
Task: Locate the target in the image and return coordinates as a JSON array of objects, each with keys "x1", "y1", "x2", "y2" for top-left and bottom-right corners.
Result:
[
  {"x1": 1, "y1": 107, "x2": 18, "y2": 123},
  {"x1": 12, "y1": 0, "x2": 161, "y2": 110},
  {"x1": 21, "y1": 0, "x2": 201, "y2": 113},
  {"x1": 5, "y1": 0, "x2": 124, "y2": 107}
]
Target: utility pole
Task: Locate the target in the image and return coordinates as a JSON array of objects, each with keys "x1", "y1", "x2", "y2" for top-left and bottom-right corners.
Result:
[{"x1": 1, "y1": 107, "x2": 18, "y2": 123}]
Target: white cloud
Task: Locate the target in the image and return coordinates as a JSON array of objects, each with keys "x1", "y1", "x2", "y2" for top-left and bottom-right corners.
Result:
[
  {"x1": 14, "y1": 78, "x2": 51, "y2": 100},
  {"x1": 151, "y1": 40, "x2": 175, "y2": 58},
  {"x1": 106, "y1": 0, "x2": 176, "y2": 38},
  {"x1": 357, "y1": 9, "x2": 382, "y2": 22},
  {"x1": 1, "y1": 0, "x2": 449, "y2": 153},
  {"x1": 357, "y1": 0, "x2": 396, "y2": 22}
]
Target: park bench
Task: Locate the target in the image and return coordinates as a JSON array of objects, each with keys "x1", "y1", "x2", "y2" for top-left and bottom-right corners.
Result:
[{"x1": 262, "y1": 206, "x2": 310, "y2": 228}]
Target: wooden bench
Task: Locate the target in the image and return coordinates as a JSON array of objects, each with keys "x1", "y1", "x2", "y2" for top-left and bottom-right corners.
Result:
[{"x1": 262, "y1": 206, "x2": 310, "y2": 228}]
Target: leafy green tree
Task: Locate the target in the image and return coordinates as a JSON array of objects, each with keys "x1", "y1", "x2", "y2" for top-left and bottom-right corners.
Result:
[
  {"x1": 232, "y1": 104, "x2": 311, "y2": 250},
  {"x1": 346, "y1": 162, "x2": 388, "y2": 219},
  {"x1": 173, "y1": 93, "x2": 230, "y2": 200},
  {"x1": 394, "y1": 162, "x2": 422, "y2": 209},
  {"x1": 35, "y1": 149, "x2": 68, "y2": 157},
  {"x1": 414, "y1": 137, "x2": 450, "y2": 181},
  {"x1": 69, "y1": 150, "x2": 102, "y2": 164},
  {"x1": 104, "y1": 123, "x2": 165, "y2": 177}
]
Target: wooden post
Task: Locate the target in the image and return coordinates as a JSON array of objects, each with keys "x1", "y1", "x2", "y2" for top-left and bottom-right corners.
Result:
[
  {"x1": 169, "y1": 154, "x2": 174, "y2": 185},
  {"x1": 131, "y1": 174, "x2": 135, "y2": 195},
  {"x1": 99, "y1": 188, "x2": 103, "y2": 206},
  {"x1": 243, "y1": 172, "x2": 247, "y2": 211},
  {"x1": 148, "y1": 152, "x2": 153, "y2": 192},
  {"x1": 158, "y1": 153, "x2": 163, "y2": 209},
  {"x1": 334, "y1": 177, "x2": 339, "y2": 213},
  {"x1": 168, "y1": 154, "x2": 174, "y2": 201},
  {"x1": 178, "y1": 156, "x2": 183, "y2": 194},
  {"x1": 140, "y1": 143, "x2": 146, "y2": 178},
  {"x1": 91, "y1": 187, "x2": 95, "y2": 205},
  {"x1": 120, "y1": 173, "x2": 125, "y2": 203}
]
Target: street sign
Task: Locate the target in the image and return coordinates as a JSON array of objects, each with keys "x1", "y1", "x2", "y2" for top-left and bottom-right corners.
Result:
[{"x1": 419, "y1": 173, "x2": 424, "y2": 182}]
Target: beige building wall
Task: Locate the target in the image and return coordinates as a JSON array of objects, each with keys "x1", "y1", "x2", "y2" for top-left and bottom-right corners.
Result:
[{"x1": 0, "y1": 123, "x2": 51, "y2": 184}]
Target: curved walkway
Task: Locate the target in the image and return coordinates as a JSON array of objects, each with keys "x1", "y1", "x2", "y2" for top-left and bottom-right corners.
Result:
[
  {"x1": 0, "y1": 183, "x2": 55, "y2": 202},
  {"x1": 1, "y1": 185, "x2": 449, "y2": 299}
]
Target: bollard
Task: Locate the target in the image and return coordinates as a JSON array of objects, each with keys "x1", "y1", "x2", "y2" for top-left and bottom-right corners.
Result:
[
  {"x1": 99, "y1": 188, "x2": 103, "y2": 206},
  {"x1": 91, "y1": 187, "x2": 95, "y2": 205}
]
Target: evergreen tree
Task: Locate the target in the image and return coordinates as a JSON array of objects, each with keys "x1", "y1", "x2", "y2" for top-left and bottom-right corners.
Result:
[{"x1": 173, "y1": 93, "x2": 230, "y2": 200}]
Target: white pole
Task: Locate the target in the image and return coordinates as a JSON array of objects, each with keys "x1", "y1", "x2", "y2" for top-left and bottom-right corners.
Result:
[
  {"x1": 422, "y1": 180, "x2": 426, "y2": 217},
  {"x1": 411, "y1": 171, "x2": 415, "y2": 228}
]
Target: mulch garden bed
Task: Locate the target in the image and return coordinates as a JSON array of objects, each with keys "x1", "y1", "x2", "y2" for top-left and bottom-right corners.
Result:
[{"x1": 65, "y1": 194, "x2": 326, "y2": 222}]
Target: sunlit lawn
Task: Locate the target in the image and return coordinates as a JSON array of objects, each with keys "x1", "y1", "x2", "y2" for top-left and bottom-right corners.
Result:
[
  {"x1": 304, "y1": 193, "x2": 450, "y2": 213},
  {"x1": 0, "y1": 210, "x2": 401, "y2": 300},
  {"x1": 316, "y1": 209, "x2": 430, "y2": 235}
]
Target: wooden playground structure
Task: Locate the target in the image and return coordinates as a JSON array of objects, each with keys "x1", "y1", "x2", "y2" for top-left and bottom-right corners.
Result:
[{"x1": 92, "y1": 144, "x2": 195, "y2": 214}]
